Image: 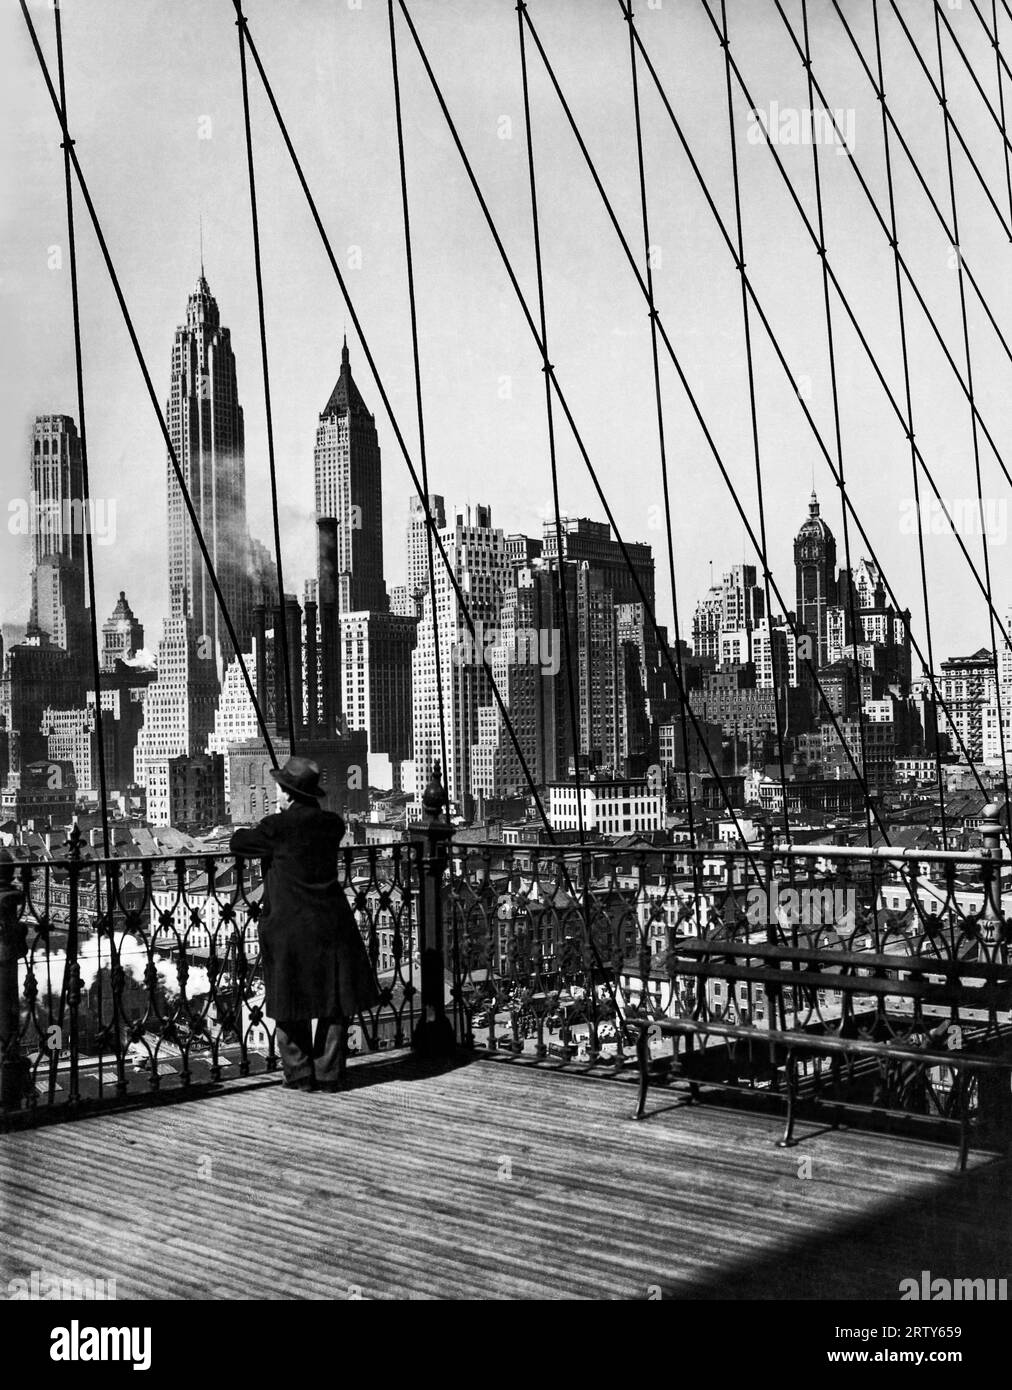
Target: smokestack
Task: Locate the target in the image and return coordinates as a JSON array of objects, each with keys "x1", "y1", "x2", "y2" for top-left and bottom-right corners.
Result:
[
  {"x1": 253, "y1": 604, "x2": 268, "y2": 727},
  {"x1": 304, "y1": 598, "x2": 318, "y2": 738},
  {"x1": 284, "y1": 595, "x2": 304, "y2": 740},
  {"x1": 317, "y1": 518, "x2": 342, "y2": 737}
]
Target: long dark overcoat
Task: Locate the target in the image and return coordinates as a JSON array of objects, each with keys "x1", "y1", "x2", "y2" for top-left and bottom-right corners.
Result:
[{"x1": 229, "y1": 802, "x2": 380, "y2": 1022}]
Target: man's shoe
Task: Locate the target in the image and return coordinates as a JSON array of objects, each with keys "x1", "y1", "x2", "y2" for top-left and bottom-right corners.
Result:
[
  {"x1": 316, "y1": 1077, "x2": 347, "y2": 1093},
  {"x1": 283, "y1": 1076, "x2": 316, "y2": 1091}
]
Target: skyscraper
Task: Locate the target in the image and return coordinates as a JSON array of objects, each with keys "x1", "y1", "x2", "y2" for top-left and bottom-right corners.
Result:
[
  {"x1": 101, "y1": 591, "x2": 144, "y2": 671},
  {"x1": 412, "y1": 504, "x2": 506, "y2": 815},
  {"x1": 28, "y1": 414, "x2": 88, "y2": 657},
  {"x1": 314, "y1": 339, "x2": 387, "y2": 616},
  {"x1": 794, "y1": 491, "x2": 838, "y2": 667},
  {"x1": 165, "y1": 272, "x2": 250, "y2": 670},
  {"x1": 407, "y1": 493, "x2": 446, "y2": 610}
]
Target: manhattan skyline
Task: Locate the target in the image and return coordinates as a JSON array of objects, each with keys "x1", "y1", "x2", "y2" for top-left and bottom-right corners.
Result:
[{"x1": 5, "y1": 0, "x2": 1012, "y2": 674}]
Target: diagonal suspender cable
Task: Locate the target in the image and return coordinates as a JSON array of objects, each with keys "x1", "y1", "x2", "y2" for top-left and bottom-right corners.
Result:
[
  {"x1": 231, "y1": 0, "x2": 564, "y2": 842},
  {"x1": 401, "y1": 2, "x2": 889, "y2": 856},
  {"x1": 872, "y1": 0, "x2": 951, "y2": 851},
  {"x1": 386, "y1": 0, "x2": 449, "y2": 803},
  {"x1": 513, "y1": 2, "x2": 889, "y2": 836},
  {"x1": 53, "y1": 1, "x2": 111, "y2": 860},
  {"x1": 984, "y1": 0, "x2": 1012, "y2": 224},
  {"x1": 525, "y1": 1, "x2": 991, "y2": 871},
  {"x1": 625, "y1": 3, "x2": 701, "y2": 864},
  {"x1": 934, "y1": 0, "x2": 1012, "y2": 156},
  {"x1": 398, "y1": 0, "x2": 767, "y2": 867},
  {"x1": 834, "y1": 1, "x2": 1012, "y2": 381},
  {"x1": 516, "y1": 4, "x2": 586, "y2": 843},
  {"x1": 518, "y1": 4, "x2": 635, "y2": 1016},
  {"x1": 887, "y1": 0, "x2": 1012, "y2": 238},
  {"x1": 799, "y1": 0, "x2": 874, "y2": 847},
  {"x1": 708, "y1": 0, "x2": 1012, "y2": 664},
  {"x1": 236, "y1": 9, "x2": 297, "y2": 755},
  {"x1": 50, "y1": 0, "x2": 112, "y2": 1104},
  {"x1": 20, "y1": 0, "x2": 278, "y2": 770},
  {"x1": 934, "y1": 5, "x2": 1012, "y2": 823},
  {"x1": 715, "y1": 0, "x2": 793, "y2": 848},
  {"x1": 609, "y1": 2, "x2": 997, "y2": 816}
]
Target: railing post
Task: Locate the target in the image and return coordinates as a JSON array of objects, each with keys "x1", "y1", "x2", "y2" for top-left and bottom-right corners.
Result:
[
  {"x1": 411, "y1": 764, "x2": 456, "y2": 1059},
  {"x1": 979, "y1": 802, "x2": 1004, "y2": 948},
  {"x1": 0, "y1": 848, "x2": 27, "y2": 1112}
]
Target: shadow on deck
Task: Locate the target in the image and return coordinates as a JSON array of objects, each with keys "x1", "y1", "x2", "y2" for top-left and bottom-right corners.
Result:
[{"x1": 2, "y1": 1052, "x2": 1009, "y2": 1300}]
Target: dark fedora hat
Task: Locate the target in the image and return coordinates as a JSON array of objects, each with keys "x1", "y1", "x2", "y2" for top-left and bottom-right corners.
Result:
[{"x1": 270, "y1": 756, "x2": 325, "y2": 801}]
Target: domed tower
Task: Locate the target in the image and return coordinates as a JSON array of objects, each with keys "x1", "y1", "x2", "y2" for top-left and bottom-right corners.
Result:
[{"x1": 794, "y1": 491, "x2": 837, "y2": 668}]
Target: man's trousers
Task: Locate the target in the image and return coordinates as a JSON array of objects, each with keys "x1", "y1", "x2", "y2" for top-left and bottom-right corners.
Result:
[{"x1": 275, "y1": 1017, "x2": 348, "y2": 1085}]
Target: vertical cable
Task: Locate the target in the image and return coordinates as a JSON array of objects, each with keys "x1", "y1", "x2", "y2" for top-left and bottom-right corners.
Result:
[
  {"x1": 21, "y1": 2, "x2": 277, "y2": 770},
  {"x1": 517, "y1": 3, "x2": 586, "y2": 841},
  {"x1": 717, "y1": 0, "x2": 793, "y2": 848},
  {"x1": 53, "y1": 1, "x2": 111, "y2": 859},
  {"x1": 236, "y1": 9, "x2": 297, "y2": 755},
  {"x1": 934, "y1": 4, "x2": 1012, "y2": 833},
  {"x1": 800, "y1": 0, "x2": 875, "y2": 847},
  {"x1": 626, "y1": 4, "x2": 699, "y2": 851},
  {"x1": 387, "y1": 0, "x2": 449, "y2": 801},
  {"x1": 990, "y1": 0, "x2": 1012, "y2": 223},
  {"x1": 872, "y1": 0, "x2": 950, "y2": 850}
]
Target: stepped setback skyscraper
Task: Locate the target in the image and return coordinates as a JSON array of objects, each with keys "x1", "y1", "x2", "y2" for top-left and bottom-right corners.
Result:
[
  {"x1": 165, "y1": 272, "x2": 250, "y2": 670},
  {"x1": 314, "y1": 338, "x2": 387, "y2": 616}
]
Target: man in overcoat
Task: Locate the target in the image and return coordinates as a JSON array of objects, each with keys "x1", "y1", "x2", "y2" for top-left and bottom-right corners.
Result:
[{"x1": 229, "y1": 756, "x2": 380, "y2": 1090}]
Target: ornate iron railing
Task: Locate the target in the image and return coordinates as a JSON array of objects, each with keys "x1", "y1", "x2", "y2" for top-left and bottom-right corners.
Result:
[
  {"x1": 0, "y1": 828, "x2": 421, "y2": 1120},
  {"x1": 445, "y1": 815, "x2": 1012, "y2": 1136},
  {"x1": 4, "y1": 808, "x2": 1011, "y2": 1143}
]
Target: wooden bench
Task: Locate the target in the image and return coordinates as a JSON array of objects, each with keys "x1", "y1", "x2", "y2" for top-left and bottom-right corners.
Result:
[{"x1": 627, "y1": 933, "x2": 1012, "y2": 1170}]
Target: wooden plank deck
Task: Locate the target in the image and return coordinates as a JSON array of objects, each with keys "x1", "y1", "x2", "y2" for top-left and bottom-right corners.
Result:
[{"x1": 2, "y1": 1053, "x2": 1009, "y2": 1300}]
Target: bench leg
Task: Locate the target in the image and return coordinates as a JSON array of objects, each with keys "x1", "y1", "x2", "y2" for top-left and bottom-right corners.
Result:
[
  {"x1": 633, "y1": 1025, "x2": 650, "y2": 1121},
  {"x1": 956, "y1": 1073, "x2": 971, "y2": 1174},
  {"x1": 776, "y1": 1050, "x2": 798, "y2": 1149}
]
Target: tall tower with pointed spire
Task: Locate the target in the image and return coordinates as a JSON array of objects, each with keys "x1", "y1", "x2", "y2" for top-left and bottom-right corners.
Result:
[
  {"x1": 165, "y1": 271, "x2": 250, "y2": 671},
  {"x1": 314, "y1": 338, "x2": 387, "y2": 615},
  {"x1": 794, "y1": 490, "x2": 837, "y2": 667}
]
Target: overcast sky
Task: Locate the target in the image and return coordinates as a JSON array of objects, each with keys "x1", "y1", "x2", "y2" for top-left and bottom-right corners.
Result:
[{"x1": 3, "y1": 0, "x2": 1012, "y2": 669}]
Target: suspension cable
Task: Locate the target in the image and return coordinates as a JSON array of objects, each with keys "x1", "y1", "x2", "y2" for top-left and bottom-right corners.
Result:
[
  {"x1": 872, "y1": 0, "x2": 951, "y2": 851},
  {"x1": 620, "y1": 0, "x2": 1001, "y2": 815},
  {"x1": 52, "y1": 1, "x2": 111, "y2": 858},
  {"x1": 386, "y1": 0, "x2": 449, "y2": 804},
  {"x1": 625, "y1": 3, "x2": 701, "y2": 862},
  {"x1": 799, "y1": 0, "x2": 875, "y2": 847},
  {"x1": 399, "y1": 1, "x2": 889, "y2": 857},
  {"x1": 934, "y1": 0, "x2": 1012, "y2": 156},
  {"x1": 20, "y1": 0, "x2": 277, "y2": 770},
  {"x1": 983, "y1": 0, "x2": 1012, "y2": 224},
  {"x1": 716, "y1": 0, "x2": 793, "y2": 848},
  {"x1": 399, "y1": 0, "x2": 766, "y2": 867},
  {"x1": 517, "y1": 4, "x2": 586, "y2": 839},
  {"x1": 887, "y1": 0, "x2": 1012, "y2": 238},
  {"x1": 236, "y1": 10, "x2": 297, "y2": 755},
  {"x1": 511, "y1": 3, "x2": 889, "y2": 835},
  {"x1": 934, "y1": 4, "x2": 1012, "y2": 824},
  {"x1": 232, "y1": 0, "x2": 563, "y2": 841},
  {"x1": 704, "y1": 0, "x2": 1012, "y2": 663},
  {"x1": 834, "y1": 1, "x2": 1012, "y2": 386}
]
